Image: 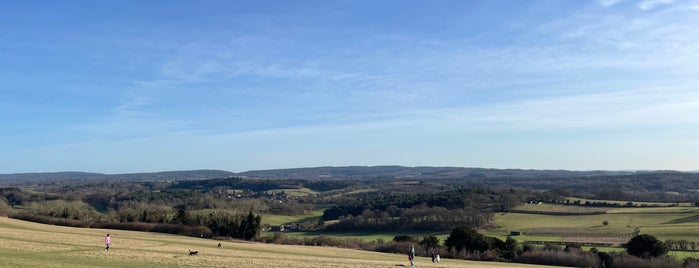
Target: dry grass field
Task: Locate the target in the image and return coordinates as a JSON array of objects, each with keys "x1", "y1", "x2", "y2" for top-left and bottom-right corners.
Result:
[{"x1": 0, "y1": 217, "x2": 559, "y2": 268}]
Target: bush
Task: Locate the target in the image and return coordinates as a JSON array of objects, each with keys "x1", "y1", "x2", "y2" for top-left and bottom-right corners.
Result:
[
  {"x1": 419, "y1": 235, "x2": 440, "y2": 249},
  {"x1": 610, "y1": 253, "x2": 681, "y2": 268},
  {"x1": 393, "y1": 235, "x2": 416, "y2": 243},
  {"x1": 460, "y1": 249, "x2": 502, "y2": 262},
  {"x1": 625, "y1": 234, "x2": 668, "y2": 258},
  {"x1": 500, "y1": 236, "x2": 518, "y2": 260},
  {"x1": 684, "y1": 257, "x2": 699, "y2": 268},
  {"x1": 514, "y1": 249, "x2": 599, "y2": 268},
  {"x1": 444, "y1": 226, "x2": 489, "y2": 252}
]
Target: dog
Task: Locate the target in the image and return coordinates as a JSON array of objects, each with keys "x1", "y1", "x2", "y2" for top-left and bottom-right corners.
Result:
[{"x1": 189, "y1": 250, "x2": 199, "y2": 256}]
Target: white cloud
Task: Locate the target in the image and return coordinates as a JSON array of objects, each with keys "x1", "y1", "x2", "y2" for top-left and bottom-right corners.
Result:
[
  {"x1": 638, "y1": 0, "x2": 674, "y2": 10},
  {"x1": 600, "y1": 0, "x2": 626, "y2": 7}
]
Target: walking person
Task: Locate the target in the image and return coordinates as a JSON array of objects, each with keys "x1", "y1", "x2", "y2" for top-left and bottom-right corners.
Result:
[
  {"x1": 105, "y1": 233, "x2": 111, "y2": 252},
  {"x1": 408, "y1": 244, "x2": 416, "y2": 267}
]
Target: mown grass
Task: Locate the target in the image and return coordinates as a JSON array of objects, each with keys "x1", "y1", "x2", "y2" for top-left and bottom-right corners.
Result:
[{"x1": 0, "y1": 217, "x2": 558, "y2": 268}]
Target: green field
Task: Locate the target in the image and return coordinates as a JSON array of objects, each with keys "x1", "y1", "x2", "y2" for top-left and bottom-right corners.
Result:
[
  {"x1": 263, "y1": 202, "x2": 699, "y2": 254},
  {"x1": 565, "y1": 197, "x2": 692, "y2": 207},
  {"x1": 261, "y1": 205, "x2": 330, "y2": 226},
  {"x1": 487, "y1": 204, "x2": 699, "y2": 248},
  {"x1": 265, "y1": 187, "x2": 318, "y2": 197},
  {"x1": 0, "y1": 217, "x2": 559, "y2": 268}
]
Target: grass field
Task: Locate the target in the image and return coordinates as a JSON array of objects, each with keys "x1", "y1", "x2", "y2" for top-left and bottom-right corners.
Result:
[
  {"x1": 0, "y1": 217, "x2": 560, "y2": 268},
  {"x1": 564, "y1": 198, "x2": 692, "y2": 207},
  {"x1": 261, "y1": 206, "x2": 330, "y2": 226},
  {"x1": 487, "y1": 204, "x2": 699, "y2": 247},
  {"x1": 323, "y1": 188, "x2": 379, "y2": 199},
  {"x1": 265, "y1": 202, "x2": 699, "y2": 249},
  {"x1": 265, "y1": 187, "x2": 318, "y2": 197}
]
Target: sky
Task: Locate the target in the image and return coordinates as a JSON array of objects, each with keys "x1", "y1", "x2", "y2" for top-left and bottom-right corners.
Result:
[{"x1": 1, "y1": 0, "x2": 698, "y2": 173}]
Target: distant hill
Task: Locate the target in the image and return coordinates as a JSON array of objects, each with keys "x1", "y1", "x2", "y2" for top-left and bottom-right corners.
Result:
[
  {"x1": 0, "y1": 165, "x2": 687, "y2": 185},
  {"x1": 236, "y1": 165, "x2": 641, "y2": 180},
  {"x1": 0, "y1": 169, "x2": 235, "y2": 184}
]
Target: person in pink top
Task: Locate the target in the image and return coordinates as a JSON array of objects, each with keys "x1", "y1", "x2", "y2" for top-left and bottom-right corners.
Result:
[{"x1": 105, "y1": 233, "x2": 111, "y2": 252}]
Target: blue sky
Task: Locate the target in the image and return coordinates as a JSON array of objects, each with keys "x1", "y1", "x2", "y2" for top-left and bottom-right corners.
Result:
[{"x1": 1, "y1": 0, "x2": 698, "y2": 173}]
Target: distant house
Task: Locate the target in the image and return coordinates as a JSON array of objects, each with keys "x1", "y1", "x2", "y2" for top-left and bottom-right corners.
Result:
[{"x1": 510, "y1": 231, "x2": 521, "y2": 236}]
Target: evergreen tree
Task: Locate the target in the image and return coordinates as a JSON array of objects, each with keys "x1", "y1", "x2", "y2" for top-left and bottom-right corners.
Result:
[{"x1": 625, "y1": 234, "x2": 668, "y2": 258}]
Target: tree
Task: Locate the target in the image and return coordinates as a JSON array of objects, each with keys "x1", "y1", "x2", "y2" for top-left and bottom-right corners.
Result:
[
  {"x1": 603, "y1": 220, "x2": 609, "y2": 226},
  {"x1": 393, "y1": 235, "x2": 416, "y2": 243},
  {"x1": 444, "y1": 226, "x2": 488, "y2": 252},
  {"x1": 241, "y1": 211, "x2": 261, "y2": 240},
  {"x1": 625, "y1": 234, "x2": 668, "y2": 258},
  {"x1": 173, "y1": 209, "x2": 189, "y2": 225},
  {"x1": 419, "y1": 235, "x2": 440, "y2": 249},
  {"x1": 501, "y1": 236, "x2": 518, "y2": 260}
]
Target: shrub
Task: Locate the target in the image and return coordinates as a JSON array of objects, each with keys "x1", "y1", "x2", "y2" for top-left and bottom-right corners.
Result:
[
  {"x1": 500, "y1": 236, "x2": 518, "y2": 260},
  {"x1": 610, "y1": 253, "x2": 681, "y2": 268},
  {"x1": 514, "y1": 249, "x2": 599, "y2": 268},
  {"x1": 460, "y1": 249, "x2": 502, "y2": 262},
  {"x1": 625, "y1": 234, "x2": 668, "y2": 258},
  {"x1": 444, "y1": 226, "x2": 489, "y2": 252},
  {"x1": 683, "y1": 257, "x2": 699, "y2": 268},
  {"x1": 393, "y1": 235, "x2": 416, "y2": 242},
  {"x1": 419, "y1": 235, "x2": 440, "y2": 249}
]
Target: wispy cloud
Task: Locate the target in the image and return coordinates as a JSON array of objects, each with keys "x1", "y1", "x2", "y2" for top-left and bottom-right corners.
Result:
[
  {"x1": 600, "y1": 0, "x2": 626, "y2": 7},
  {"x1": 638, "y1": 0, "x2": 674, "y2": 10},
  {"x1": 5, "y1": 1, "x2": 699, "y2": 173},
  {"x1": 454, "y1": 88, "x2": 699, "y2": 130}
]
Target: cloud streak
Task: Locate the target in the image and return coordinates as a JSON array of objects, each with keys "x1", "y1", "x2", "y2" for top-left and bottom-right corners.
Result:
[{"x1": 638, "y1": 0, "x2": 675, "y2": 10}]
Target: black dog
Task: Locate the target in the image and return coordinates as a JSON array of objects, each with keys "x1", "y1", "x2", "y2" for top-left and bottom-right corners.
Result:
[{"x1": 189, "y1": 250, "x2": 199, "y2": 256}]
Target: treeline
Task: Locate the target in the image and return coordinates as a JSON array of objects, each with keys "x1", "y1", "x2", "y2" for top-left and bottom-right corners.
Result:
[
  {"x1": 168, "y1": 177, "x2": 284, "y2": 192},
  {"x1": 9, "y1": 207, "x2": 260, "y2": 240},
  {"x1": 323, "y1": 188, "x2": 525, "y2": 220},
  {"x1": 326, "y1": 205, "x2": 492, "y2": 231},
  {"x1": 322, "y1": 188, "x2": 527, "y2": 231},
  {"x1": 167, "y1": 177, "x2": 353, "y2": 193},
  {"x1": 0, "y1": 187, "x2": 264, "y2": 240}
]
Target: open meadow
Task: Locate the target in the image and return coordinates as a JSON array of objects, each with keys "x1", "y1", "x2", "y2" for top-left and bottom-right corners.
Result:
[
  {"x1": 0, "y1": 217, "x2": 559, "y2": 268},
  {"x1": 487, "y1": 203, "x2": 699, "y2": 249}
]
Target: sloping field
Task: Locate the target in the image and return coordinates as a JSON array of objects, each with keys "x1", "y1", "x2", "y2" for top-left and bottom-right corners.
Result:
[
  {"x1": 489, "y1": 204, "x2": 699, "y2": 246},
  {"x1": 0, "y1": 217, "x2": 557, "y2": 268}
]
